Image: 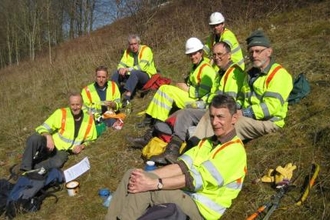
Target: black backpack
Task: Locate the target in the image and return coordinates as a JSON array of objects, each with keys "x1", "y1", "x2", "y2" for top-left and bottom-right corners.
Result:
[
  {"x1": 137, "y1": 203, "x2": 187, "y2": 220},
  {"x1": 4, "y1": 168, "x2": 64, "y2": 219}
]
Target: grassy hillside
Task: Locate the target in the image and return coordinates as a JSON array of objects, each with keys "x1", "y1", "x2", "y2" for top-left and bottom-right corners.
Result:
[{"x1": 0, "y1": 0, "x2": 329, "y2": 219}]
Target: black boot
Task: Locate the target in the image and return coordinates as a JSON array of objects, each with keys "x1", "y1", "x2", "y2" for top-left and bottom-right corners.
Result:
[
  {"x1": 127, "y1": 129, "x2": 154, "y2": 149},
  {"x1": 137, "y1": 115, "x2": 153, "y2": 128},
  {"x1": 150, "y1": 136, "x2": 183, "y2": 165}
]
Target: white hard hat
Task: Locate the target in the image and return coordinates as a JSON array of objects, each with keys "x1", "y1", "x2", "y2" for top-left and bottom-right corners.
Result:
[
  {"x1": 185, "y1": 37, "x2": 204, "y2": 54},
  {"x1": 209, "y1": 12, "x2": 225, "y2": 25}
]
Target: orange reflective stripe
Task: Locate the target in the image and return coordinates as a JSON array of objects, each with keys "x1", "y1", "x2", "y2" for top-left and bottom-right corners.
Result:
[
  {"x1": 198, "y1": 139, "x2": 207, "y2": 149},
  {"x1": 83, "y1": 114, "x2": 94, "y2": 140},
  {"x1": 265, "y1": 65, "x2": 282, "y2": 88},
  {"x1": 84, "y1": 87, "x2": 93, "y2": 103},
  {"x1": 197, "y1": 63, "x2": 208, "y2": 84},
  {"x1": 111, "y1": 81, "x2": 115, "y2": 96},
  {"x1": 212, "y1": 139, "x2": 243, "y2": 159},
  {"x1": 60, "y1": 108, "x2": 67, "y2": 135},
  {"x1": 222, "y1": 66, "x2": 235, "y2": 90},
  {"x1": 139, "y1": 45, "x2": 147, "y2": 60}
]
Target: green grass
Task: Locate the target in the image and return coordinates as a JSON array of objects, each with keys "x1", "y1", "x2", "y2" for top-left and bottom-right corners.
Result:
[{"x1": 0, "y1": 1, "x2": 330, "y2": 219}]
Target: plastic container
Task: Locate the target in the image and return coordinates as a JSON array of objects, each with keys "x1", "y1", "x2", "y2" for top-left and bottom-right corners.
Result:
[
  {"x1": 125, "y1": 101, "x2": 132, "y2": 115},
  {"x1": 145, "y1": 161, "x2": 156, "y2": 171},
  {"x1": 102, "y1": 193, "x2": 113, "y2": 207},
  {"x1": 98, "y1": 188, "x2": 110, "y2": 201}
]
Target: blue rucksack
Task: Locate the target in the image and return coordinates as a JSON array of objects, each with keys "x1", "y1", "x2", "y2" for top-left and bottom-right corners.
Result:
[{"x1": 5, "y1": 168, "x2": 64, "y2": 219}]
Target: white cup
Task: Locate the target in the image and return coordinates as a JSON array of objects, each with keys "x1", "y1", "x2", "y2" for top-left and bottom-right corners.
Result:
[{"x1": 66, "y1": 181, "x2": 80, "y2": 196}]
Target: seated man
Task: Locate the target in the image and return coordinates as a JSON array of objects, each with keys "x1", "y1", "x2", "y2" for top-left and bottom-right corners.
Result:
[
  {"x1": 193, "y1": 30, "x2": 293, "y2": 142},
  {"x1": 81, "y1": 65, "x2": 121, "y2": 128},
  {"x1": 205, "y1": 12, "x2": 245, "y2": 70},
  {"x1": 138, "y1": 37, "x2": 217, "y2": 127},
  {"x1": 20, "y1": 93, "x2": 97, "y2": 172},
  {"x1": 133, "y1": 42, "x2": 246, "y2": 164},
  {"x1": 111, "y1": 34, "x2": 157, "y2": 105},
  {"x1": 105, "y1": 94, "x2": 247, "y2": 220}
]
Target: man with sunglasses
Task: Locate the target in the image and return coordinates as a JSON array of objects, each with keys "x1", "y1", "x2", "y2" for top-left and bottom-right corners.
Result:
[
  {"x1": 192, "y1": 30, "x2": 293, "y2": 142},
  {"x1": 204, "y1": 12, "x2": 245, "y2": 70}
]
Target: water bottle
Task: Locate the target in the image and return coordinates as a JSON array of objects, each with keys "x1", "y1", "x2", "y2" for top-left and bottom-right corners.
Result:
[
  {"x1": 125, "y1": 100, "x2": 132, "y2": 115},
  {"x1": 102, "y1": 193, "x2": 113, "y2": 207},
  {"x1": 98, "y1": 188, "x2": 110, "y2": 202},
  {"x1": 145, "y1": 161, "x2": 156, "y2": 171}
]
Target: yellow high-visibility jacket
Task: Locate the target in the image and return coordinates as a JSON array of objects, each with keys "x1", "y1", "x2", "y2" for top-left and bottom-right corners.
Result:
[
  {"x1": 117, "y1": 45, "x2": 157, "y2": 77},
  {"x1": 36, "y1": 108, "x2": 97, "y2": 151},
  {"x1": 81, "y1": 81, "x2": 121, "y2": 116},
  {"x1": 204, "y1": 28, "x2": 245, "y2": 70},
  {"x1": 187, "y1": 60, "x2": 217, "y2": 101},
  {"x1": 179, "y1": 136, "x2": 247, "y2": 219},
  {"x1": 237, "y1": 62, "x2": 293, "y2": 128},
  {"x1": 207, "y1": 63, "x2": 246, "y2": 103}
]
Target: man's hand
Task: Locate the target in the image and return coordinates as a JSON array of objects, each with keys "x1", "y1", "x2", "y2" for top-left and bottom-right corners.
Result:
[
  {"x1": 176, "y1": 82, "x2": 189, "y2": 92},
  {"x1": 103, "y1": 101, "x2": 117, "y2": 109},
  {"x1": 127, "y1": 169, "x2": 158, "y2": 194},
  {"x1": 44, "y1": 134, "x2": 55, "y2": 151},
  {"x1": 118, "y1": 68, "x2": 128, "y2": 76},
  {"x1": 72, "y1": 144, "x2": 85, "y2": 154}
]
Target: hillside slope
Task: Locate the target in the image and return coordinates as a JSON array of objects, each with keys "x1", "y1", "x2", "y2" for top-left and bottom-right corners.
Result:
[{"x1": 0, "y1": 1, "x2": 329, "y2": 219}]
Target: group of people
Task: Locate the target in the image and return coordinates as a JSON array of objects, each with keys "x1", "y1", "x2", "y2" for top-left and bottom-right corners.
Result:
[
  {"x1": 18, "y1": 34, "x2": 158, "y2": 174},
  {"x1": 105, "y1": 12, "x2": 293, "y2": 220},
  {"x1": 15, "y1": 10, "x2": 293, "y2": 220}
]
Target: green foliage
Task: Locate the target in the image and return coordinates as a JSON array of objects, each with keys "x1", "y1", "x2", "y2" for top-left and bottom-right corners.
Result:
[{"x1": 0, "y1": 0, "x2": 329, "y2": 219}]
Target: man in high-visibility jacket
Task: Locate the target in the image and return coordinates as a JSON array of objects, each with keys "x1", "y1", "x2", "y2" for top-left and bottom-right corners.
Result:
[
  {"x1": 20, "y1": 93, "x2": 97, "y2": 172},
  {"x1": 111, "y1": 34, "x2": 157, "y2": 105},
  {"x1": 147, "y1": 42, "x2": 246, "y2": 164},
  {"x1": 192, "y1": 30, "x2": 293, "y2": 142},
  {"x1": 204, "y1": 12, "x2": 245, "y2": 71},
  {"x1": 105, "y1": 94, "x2": 247, "y2": 220},
  {"x1": 137, "y1": 37, "x2": 217, "y2": 127},
  {"x1": 81, "y1": 65, "x2": 121, "y2": 127}
]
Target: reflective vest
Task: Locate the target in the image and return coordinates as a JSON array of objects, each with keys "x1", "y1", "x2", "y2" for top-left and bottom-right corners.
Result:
[
  {"x1": 36, "y1": 108, "x2": 97, "y2": 151},
  {"x1": 81, "y1": 81, "x2": 121, "y2": 116},
  {"x1": 117, "y1": 45, "x2": 157, "y2": 77},
  {"x1": 187, "y1": 60, "x2": 217, "y2": 101},
  {"x1": 179, "y1": 136, "x2": 247, "y2": 219},
  {"x1": 208, "y1": 63, "x2": 246, "y2": 103},
  {"x1": 204, "y1": 28, "x2": 245, "y2": 70},
  {"x1": 238, "y1": 63, "x2": 293, "y2": 127}
]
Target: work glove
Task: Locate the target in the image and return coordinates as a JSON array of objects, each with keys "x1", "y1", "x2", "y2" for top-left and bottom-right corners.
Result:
[{"x1": 261, "y1": 163, "x2": 297, "y2": 186}]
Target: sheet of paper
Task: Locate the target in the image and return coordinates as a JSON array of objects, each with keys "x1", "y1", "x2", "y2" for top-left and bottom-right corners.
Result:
[{"x1": 64, "y1": 157, "x2": 90, "y2": 183}]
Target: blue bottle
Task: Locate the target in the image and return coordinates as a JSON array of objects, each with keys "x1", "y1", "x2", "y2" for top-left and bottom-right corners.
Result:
[{"x1": 145, "y1": 161, "x2": 156, "y2": 171}]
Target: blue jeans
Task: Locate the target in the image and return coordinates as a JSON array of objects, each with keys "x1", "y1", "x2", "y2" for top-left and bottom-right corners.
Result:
[{"x1": 111, "y1": 70, "x2": 149, "y2": 95}]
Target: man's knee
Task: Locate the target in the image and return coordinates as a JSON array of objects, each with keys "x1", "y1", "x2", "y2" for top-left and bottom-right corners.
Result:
[{"x1": 52, "y1": 151, "x2": 69, "y2": 168}]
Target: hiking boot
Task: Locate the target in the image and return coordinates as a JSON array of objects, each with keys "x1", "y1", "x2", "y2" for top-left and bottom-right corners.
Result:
[
  {"x1": 127, "y1": 129, "x2": 154, "y2": 149},
  {"x1": 9, "y1": 163, "x2": 25, "y2": 183},
  {"x1": 137, "y1": 116, "x2": 153, "y2": 128},
  {"x1": 127, "y1": 136, "x2": 148, "y2": 149},
  {"x1": 150, "y1": 143, "x2": 181, "y2": 165}
]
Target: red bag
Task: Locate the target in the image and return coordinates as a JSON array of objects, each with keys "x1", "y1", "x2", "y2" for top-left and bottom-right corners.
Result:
[{"x1": 142, "y1": 73, "x2": 171, "y2": 91}]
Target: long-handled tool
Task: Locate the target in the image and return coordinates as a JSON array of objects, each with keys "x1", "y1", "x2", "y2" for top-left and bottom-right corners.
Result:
[{"x1": 296, "y1": 162, "x2": 320, "y2": 206}]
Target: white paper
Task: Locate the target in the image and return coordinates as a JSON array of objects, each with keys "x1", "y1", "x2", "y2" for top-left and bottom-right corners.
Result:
[{"x1": 64, "y1": 157, "x2": 91, "y2": 183}]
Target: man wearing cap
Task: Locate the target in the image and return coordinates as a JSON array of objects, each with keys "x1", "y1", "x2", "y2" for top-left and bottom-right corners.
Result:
[
  {"x1": 191, "y1": 30, "x2": 293, "y2": 142},
  {"x1": 205, "y1": 12, "x2": 245, "y2": 70},
  {"x1": 137, "y1": 37, "x2": 217, "y2": 127}
]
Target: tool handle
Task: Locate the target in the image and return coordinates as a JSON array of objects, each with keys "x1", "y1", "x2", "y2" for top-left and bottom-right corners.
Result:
[
  {"x1": 246, "y1": 205, "x2": 267, "y2": 220},
  {"x1": 296, "y1": 163, "x2": 320, "y2": 205}
]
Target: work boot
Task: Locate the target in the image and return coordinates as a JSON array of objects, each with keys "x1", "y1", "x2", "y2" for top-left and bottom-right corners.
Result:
[
  {"x1": 151, "y1": 136, "x2": 182, "y2": 165},
  {"x1": 127, "y1": 129, "x2": 154, "y2": 149},
  {"x1": 137, "y1": 115, "x2": 153, "y2": 128}
]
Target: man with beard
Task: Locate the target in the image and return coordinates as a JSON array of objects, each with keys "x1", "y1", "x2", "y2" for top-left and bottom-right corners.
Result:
[
  {"x1": 19, "y1": 93, "x2": 97, "y2": 172},
  {"x1": 192, "y1": 30, "x2": 293, "y2": 142}
]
